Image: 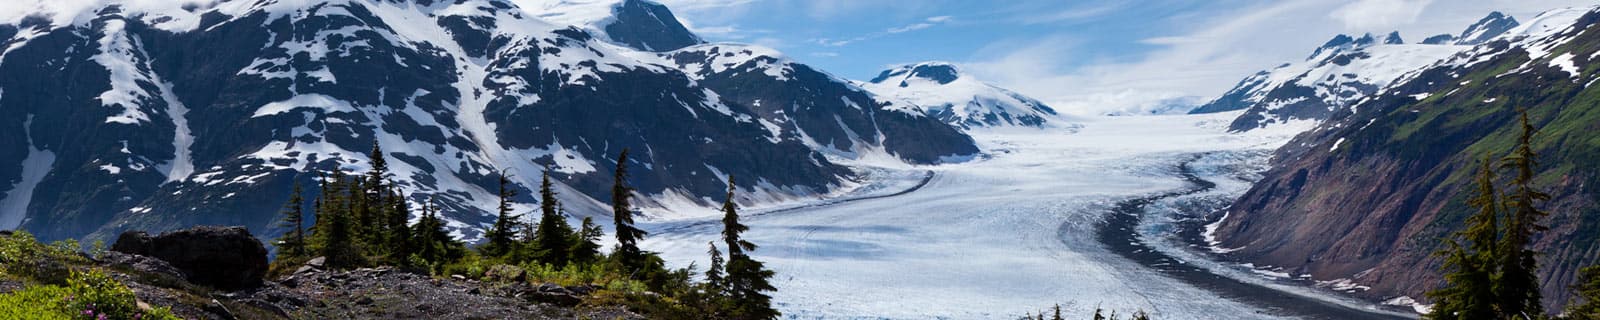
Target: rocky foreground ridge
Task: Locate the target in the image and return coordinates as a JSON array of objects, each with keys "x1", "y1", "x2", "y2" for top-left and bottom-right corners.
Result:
[{"x1": 0, "y1": 226, "x2": 643, "y2": 319}]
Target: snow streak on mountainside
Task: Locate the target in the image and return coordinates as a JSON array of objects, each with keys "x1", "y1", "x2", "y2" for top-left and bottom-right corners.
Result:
[
  {"x1": 1213, "y1": 5, "x2": 1600, "y2": 311},
  {"x1": 0, "y1": 0, "x2": 978, "y2": 244},
  {"x1": 861, "y1": 62, "x2": 1061, "y2": 129}
]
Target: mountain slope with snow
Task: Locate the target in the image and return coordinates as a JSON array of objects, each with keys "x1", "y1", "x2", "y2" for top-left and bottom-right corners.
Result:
[
  {"x1": 1189, "y1": 13, "x2": 1535, "y2": 132},
  {"x1": 1189, "y1": 30, "x2": 1473, "y2": 131},
  {"x1": 0, "y1": 0, "x2": 976, "y2": 244},
  {"x1": 860, "y1": 62, "x2": 1060, "y2": 129}
]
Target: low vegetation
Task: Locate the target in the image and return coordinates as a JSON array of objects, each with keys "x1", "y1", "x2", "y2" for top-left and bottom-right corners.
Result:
[
  {"x1": 268, "y1": 145, "x2": 781, "y2": 319},
  {"x1": 0, "y1": 231, "x2": 180, "y2": 319}
]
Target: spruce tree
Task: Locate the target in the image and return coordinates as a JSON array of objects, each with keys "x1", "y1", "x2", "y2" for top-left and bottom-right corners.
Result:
[
  {"x1": 706, "y1": 241, "x2": 725, "y2": 292},
  {"x1": 719, "y1": 177, "x2": 778, "y2": 319},
  {"x1": 1569, "y1": 264, "x2": 1600, "y2": 320},
  {"x1": 569, "y1": 217, "x2": 604, "y2": 265},
  {"x1": 413, "y1": 198, "x2": 464, "y2": 270},
  {"x1": 275, "y1": 181, "x2": 308, "y2": 259},
  {"x1": 611, "y1": 149, "x2": 648, "y2": 272},
  {"x1": 483, "y1": 171, "x2": 521, "y2": 257},
  {"x1": 362, "y1": 143, "x2": 390, "y2": 249},
  {"x1": 316, "y1": 170, "x2": 363, "y2": 269},
  {"x1": 1426, "y1": 154, "x2": 1503, "y2": 320},
  {"x1": 386, "y1": 186, "x2": 413, "y2": 264},
  {"x1": 1050, "y1": 304, "x2": 1063, "y2": 320},
  {"x1": 1496, "y1": 110, "x2": 1549, "y2": 317},
  {"x1": 533, "y1": 171, "x2": 576, "y2": 266}
]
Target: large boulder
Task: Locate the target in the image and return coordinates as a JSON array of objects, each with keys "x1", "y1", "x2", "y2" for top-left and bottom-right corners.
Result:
[{"x1": 111, "y1": 226, "x2": 269, "y2": 290}]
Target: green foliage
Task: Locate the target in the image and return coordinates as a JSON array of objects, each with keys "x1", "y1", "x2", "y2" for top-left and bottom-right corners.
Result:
[
  {"x1": 568, "y1": 217, "x2": 604, "y2": 265},
  {"x1": 0, "y1": 270, "x2": 180, "y2": 320},
  {"x1": 1569, "y1": 265, "x2": 1600, "y2": 320},
  {"x1": 0, "y1": 285, "x2": 72, "y2": 320},
  {"x1": 0, "y1": 231, "x2": 87, "y2": 285}
]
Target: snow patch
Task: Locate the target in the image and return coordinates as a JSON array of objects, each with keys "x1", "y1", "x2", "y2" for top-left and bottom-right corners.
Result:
[
  {"x1": 252, "y1": 94, "x2": 358, "y2": 117},
  {"x1": 0, "y1": 116, "x2": 57, "y2": 230}
]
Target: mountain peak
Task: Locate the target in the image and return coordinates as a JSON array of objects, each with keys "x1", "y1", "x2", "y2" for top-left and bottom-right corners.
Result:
[
  {"x1": 516, "y1": 0, "x2": 703, "y2": 51},
  {"x1": 862, "y1": 62, "x2": 1060, "y2": 129},
  {"x1": 1456, "y1": 11, "x2": 1519, "y2": 45},
  {"x1": 1383, "y1": 31, "x2": 1404, "y2": 44},
  {"x1": 870, "y1": 62, "x2": 963, "y2": 86}
]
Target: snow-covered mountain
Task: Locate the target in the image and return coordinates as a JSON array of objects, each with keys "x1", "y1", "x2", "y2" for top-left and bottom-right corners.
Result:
[
  {"x1": 1190, "y1": 12, "x2": 1522, "y2": 132},
  {"x1": 1420, "y1": 11, "x2": 1522, "y2": 45},
  {"x1": 664, "y1": 47, "x2": 978, "y2": 162},
  {"x1": 0, "y1": 0, "x2": 978, "y2": 243},
  {"x1": 860, "y1": 62, "x2": 1060, "y2": 129}
]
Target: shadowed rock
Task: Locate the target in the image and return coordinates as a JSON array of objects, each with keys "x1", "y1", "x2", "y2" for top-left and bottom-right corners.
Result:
[{"x1": 112, "y1": 226, "x2": 268, "y2": 290}]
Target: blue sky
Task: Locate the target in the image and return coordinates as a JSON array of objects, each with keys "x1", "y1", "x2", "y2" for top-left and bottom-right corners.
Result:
[{"x1": 656, "y1": 0, "x2": 1594, "y2": 115}]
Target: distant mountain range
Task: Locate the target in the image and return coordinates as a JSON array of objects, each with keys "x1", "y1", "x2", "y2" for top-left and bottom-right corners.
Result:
[
  {"x1": 0, "y1": 0, "x2": 982, "y2": 243},
  {"x1": 1191, "y1": 12, "x2": 1522, "y2": 132}
]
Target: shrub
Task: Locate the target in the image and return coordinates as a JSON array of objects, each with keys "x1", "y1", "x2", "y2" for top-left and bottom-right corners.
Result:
[
  {"x1": 0, "y1": 231, "x2": 88, "y2": 285},
  {"x1": 0, "y1": 270, "x2": 180, "y2": 320}
]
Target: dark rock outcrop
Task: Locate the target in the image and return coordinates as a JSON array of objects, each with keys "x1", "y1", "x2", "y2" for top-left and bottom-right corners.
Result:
[{"x1": 111, "y1": 226, "x2": 269, "y2": 290}]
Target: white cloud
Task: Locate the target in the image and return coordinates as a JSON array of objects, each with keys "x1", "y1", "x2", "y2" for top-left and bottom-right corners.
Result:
[
  {"x1": 1330, "y1": 0, "x2": 1434, "y2": 32},
  {"x1": 817, "y1": 15, "x2": 954, "y2": 47},
  {"x1": 1017, "y1": 1, "x2": 1128, "y2": 24}
]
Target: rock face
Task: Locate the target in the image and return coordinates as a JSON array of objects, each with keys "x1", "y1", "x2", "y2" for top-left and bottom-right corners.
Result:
[
  {"x1": 111, "y1": 226, "x2": 269, "y2": 290},
  {"x1": 1213, "y1": 7, "x2": 1600, "y2": 310}
]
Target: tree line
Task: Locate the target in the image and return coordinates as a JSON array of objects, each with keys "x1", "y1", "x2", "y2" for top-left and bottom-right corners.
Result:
[
  {"x1": 1429, "y1": 111, "x2": 1600, "y2": 320},
  {"x1": 272, "y1": 146, "x2": 779, "y2": 319}
]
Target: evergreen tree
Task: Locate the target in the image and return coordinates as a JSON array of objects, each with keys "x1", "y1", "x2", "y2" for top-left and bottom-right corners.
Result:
[
  {"x1": 483, "y1": 171, "x2": 521, "y2": 257},
  {"x1": 413, "y1": 198, "x2": 464, "y2": 269},
  {"x1": 532, "y1": 170, "x2": 576, "y2": 266},
  {"x1": 1050, "y1": 304, "x2": 1063, "y2": 320},
  {"x1": 611, "y1": 149, "x2": 649, "y2": 272},
  {"x1": 568, "y1": 216, "x2": 604, "y2": 265},
  {"x1": 315, "y1": 170, "x2": 363, "y2": 269},
  {"x1": 1496, "y1": 110, "x2": 1549, "y2": 318},
  {"x1": 1427, "y1": 154, "x2": 1503, "y2": 320},
  {"x1": 386, "y1": 186, "x2": 413, "y2": 264},
  {"x1": 275, "y1": 181, "x2": 309, "y2": 259},
  {"x1": 1569, "y1": 264, "x2": 1600, "y2": 320},
  {"x1": 718, "y1": 177, "x2": 778, "y2": 319},
  {"x1": 706, "y1": 241, "x2": 725, "y2": 292},
  {"x1": 362, "y1": 143, "x2": 390, "y2": 249}
]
